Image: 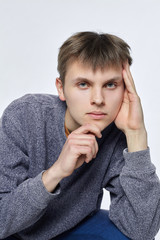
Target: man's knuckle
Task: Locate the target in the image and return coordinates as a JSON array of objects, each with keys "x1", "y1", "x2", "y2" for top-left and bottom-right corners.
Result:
[
  {"x1": 87, "y1": 147, "x2": 92, "y2": 154},
  {"x1": 67, "y1": 138, "x2": 73, "y2": 146}
]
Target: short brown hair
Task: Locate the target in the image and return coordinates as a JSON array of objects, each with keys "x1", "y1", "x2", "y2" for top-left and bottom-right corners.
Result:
[{"x1": 57, "y1": 31, "x2": 132, "y2": 84}]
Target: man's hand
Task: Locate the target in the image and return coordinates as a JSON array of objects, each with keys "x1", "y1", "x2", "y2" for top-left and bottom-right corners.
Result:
[
  {"x1": 115, "y1": 62, "x2": 148, "y2": 152},
  {"x1": 55, "y1": 124, "x2": 101, "y2": 178},
  {"x1": 42, "y1": 124, "x2": 101, "y2": 192}
]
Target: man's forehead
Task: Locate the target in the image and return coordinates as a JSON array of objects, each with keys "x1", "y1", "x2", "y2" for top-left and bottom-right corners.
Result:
[{"x1": 67, "y1": 59, "x2": 122, "y2": 73}]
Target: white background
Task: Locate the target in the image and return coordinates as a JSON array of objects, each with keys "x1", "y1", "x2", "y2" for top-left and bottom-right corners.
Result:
[{"x1": 0, "y1": 0, "x2": 160, "y2": 239}]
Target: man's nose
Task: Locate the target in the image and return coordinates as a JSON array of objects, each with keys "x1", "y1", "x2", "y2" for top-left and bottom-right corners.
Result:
[{"x1": 90, "y1": 88, "x2": 105, "y2": 105}]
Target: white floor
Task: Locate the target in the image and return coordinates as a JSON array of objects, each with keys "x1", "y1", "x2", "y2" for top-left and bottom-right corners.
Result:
[{"x1": 101, "y1": 189, "x2": 160, "y2": 240}]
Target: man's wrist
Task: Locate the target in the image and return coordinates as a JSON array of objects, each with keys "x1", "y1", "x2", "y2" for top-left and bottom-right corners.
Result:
[
  {"x1": 125, "y1": 128, "x2": 148, "y2": 153},
  {"x1": 42, "y1": 163, "x2": 64, "y2": 193}
]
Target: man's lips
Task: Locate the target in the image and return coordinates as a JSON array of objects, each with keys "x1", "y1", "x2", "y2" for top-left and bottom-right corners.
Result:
[{"x1": 87, "y1": 111, "x2": 107, "y2": 119}]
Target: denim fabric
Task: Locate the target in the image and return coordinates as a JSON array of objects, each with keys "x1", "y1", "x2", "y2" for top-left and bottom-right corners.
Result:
[{"x1": 54, "y1": 209, "x2": 130, "y2": 240}]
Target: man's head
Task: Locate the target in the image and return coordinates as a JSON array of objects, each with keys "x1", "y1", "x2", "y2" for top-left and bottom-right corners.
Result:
[
  {"x1": 56, "y1": 32, "x2": 132, "y2": 132},
  {"x1": 57, "y1": 31, "x2": 132, "y2": 84}
]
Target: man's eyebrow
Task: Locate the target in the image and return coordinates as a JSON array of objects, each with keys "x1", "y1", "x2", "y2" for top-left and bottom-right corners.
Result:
[
  {"x1": 104, "y1": 76, "x2": 123, "y2": 82},
  {"x1": 72, "y1": 76, "x2": 122, "y2": 83},
  {"x1": 72, "y1": 77, "x2": 91, "y2": 83}
]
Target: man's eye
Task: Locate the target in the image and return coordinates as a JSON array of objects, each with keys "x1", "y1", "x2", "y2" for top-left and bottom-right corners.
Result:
[
  {"x1": 106, "y1": 82, "x2": 116, "y2": 89},
  {"x1": 78, "y1": 82, "x2": 88, "y2": 88}
]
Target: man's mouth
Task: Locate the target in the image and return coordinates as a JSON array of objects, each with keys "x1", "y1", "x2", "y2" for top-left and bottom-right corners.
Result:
[{"x1": 87, "y1": 111, "x2": 107, "y2": 120}]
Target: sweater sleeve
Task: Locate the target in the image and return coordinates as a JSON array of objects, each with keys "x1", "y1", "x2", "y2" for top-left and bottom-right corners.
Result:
[
  {"x1": 0, "y1": 103, "x2": 60, "y2": 238},
  {"x1": 105, "y1": 137, "x2": 160, "y2": 240}
]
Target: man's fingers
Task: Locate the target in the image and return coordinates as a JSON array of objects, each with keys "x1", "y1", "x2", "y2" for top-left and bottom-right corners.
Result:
[
  {"x1": 122, "y1": 63, "x2": 137, "y2": 94},
  {"x1": 74, "y1": 146, "x2": 96, "y2": 164},
  {"x1": 69, "y1": 133, "x2": 97, "y2": 140},
  {"x1": 67, "y1": 135, "x2": 98, "y2": 160},
  {"x1": 73, "y1": 123, "x2": 102, "y2": 138}
]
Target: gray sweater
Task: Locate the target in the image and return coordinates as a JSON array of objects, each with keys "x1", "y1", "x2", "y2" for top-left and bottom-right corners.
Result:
[{"x1": 0, "y1": 94, "x2": 160, "y2": 240}]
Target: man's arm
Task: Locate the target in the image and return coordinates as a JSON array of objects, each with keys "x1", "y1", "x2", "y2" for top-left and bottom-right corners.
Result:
[
  {"x1": 108, "y1": 63, "x2": 160, "y2": 240},
  {"x1": 0, "y1": 100, "x2": 101, "y2": 238},
  {"x1": 106, "y1": 141, "x2": 160, "y2": 240},
  {"x1": 0, "y1": 104, "x2": 62, "y2": 238}
]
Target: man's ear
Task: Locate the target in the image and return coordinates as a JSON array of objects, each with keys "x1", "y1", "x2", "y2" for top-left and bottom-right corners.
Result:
[{"x1": 55, "y1": 78, "x2": 66, "y2": 101}]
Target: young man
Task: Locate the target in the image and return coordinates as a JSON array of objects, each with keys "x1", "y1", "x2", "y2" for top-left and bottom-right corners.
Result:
[{"x1": 0, "y1": 32, "x2": 160, "y2": 240}]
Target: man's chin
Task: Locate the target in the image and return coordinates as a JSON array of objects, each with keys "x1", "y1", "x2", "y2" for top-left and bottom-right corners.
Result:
[{"x1": 83, "y1": 120, "x2": 112, "y2": 132}]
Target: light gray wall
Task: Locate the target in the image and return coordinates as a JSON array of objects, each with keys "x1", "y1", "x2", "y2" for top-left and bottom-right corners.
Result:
[{"x1": 0, "y1": 0, "x2": 160, "y2": 238}]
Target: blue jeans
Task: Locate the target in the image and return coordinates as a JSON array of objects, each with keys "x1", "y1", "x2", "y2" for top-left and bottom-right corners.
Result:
[
  {"x1": 54, "y1": 209, "x2": 130, "y2": 240},
  {"x1": 4, "y1": 210, "x2": 130, "y2": 240}
]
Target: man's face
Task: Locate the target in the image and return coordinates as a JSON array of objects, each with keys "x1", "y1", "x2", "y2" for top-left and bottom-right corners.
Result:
[{"x1": 56, "y1": 60, "x2": 124, "y2": 132}]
